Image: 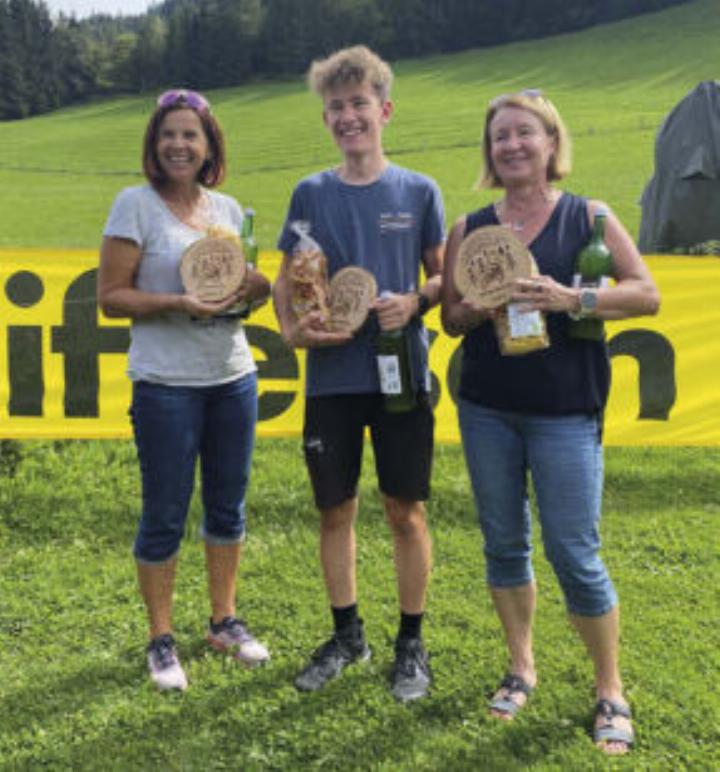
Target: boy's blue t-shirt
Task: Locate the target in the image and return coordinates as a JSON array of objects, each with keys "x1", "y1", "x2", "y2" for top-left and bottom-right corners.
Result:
[{"x1": 278, "y1": 163, "x2": 446, "y2": 397}]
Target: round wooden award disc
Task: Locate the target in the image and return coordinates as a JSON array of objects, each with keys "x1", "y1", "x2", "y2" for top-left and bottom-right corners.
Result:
[
  {"x1": 180, "y1": 236, "x2": 246, "y2": 302},
  {"x1": 327, "y1": 267, "x2": 378, "y2": 332},
  {"x1": 454, "y1": 225, "x2": 533, "y2": 308}
]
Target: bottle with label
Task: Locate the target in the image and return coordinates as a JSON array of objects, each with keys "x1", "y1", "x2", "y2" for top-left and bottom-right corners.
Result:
[
  {"x1": 569, "y1": 207, "x2": 613, "y2": 340},
  {"x1": 375, "y1": 292, "x2": 416, "y2": 413}
]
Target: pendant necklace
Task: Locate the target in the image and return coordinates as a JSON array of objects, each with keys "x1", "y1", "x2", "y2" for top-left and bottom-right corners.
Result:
[{"x1": 497, "y1": 192, "x2": 556, "y2": 233}]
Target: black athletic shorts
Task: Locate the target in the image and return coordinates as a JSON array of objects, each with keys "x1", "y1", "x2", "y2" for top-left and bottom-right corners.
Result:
[{"x1": 303, "y1": 393, "x2": 435, "y2": 510}]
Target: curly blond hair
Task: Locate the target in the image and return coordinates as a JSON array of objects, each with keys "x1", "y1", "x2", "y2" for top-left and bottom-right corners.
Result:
[{"x1": 307, "y1": 45, "x2": 393, "y2": 102}]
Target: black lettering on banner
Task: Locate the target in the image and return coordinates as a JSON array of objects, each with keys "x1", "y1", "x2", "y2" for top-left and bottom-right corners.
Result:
[
  {"x1": 9, "y1": 328, "x2": 44, "y2": 416},
  {"x1": 244, "y1": 325, "x2": 298, "y2": 421},
  {"x1": 51, "y1": 269, "x2": 130, "y2": 417},
  {"x1": 608, "y1": 329, "x2": 676, "y2": 420},
  {"x1": 5, "y1": 270, "x2": 45, "y2": 416}
]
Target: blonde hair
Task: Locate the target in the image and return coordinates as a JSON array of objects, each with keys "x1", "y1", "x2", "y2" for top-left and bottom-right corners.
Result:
[
  {"x1": 478, "y1": 91, "x2": 572, "y2": 188},
  {"x1": 307, "y1": 45, "x2": 393, "y2": 102}
]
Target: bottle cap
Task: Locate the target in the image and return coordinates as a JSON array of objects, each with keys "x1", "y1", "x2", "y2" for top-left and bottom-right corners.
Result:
[
  {"x1": 245, "y1": 207, "x2": 255, "y2": 217},
  {"x1": 595, "y1": 206, "x2": 609, "y2": 218}
]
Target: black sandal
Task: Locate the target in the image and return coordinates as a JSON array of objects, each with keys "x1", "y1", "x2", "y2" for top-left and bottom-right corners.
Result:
[
  {"x1": 489, "y1": 673, "x2": 535, "y2": 718},
  {"x1": 594, "y1": 698, "x2": 634, "y2": 750}
]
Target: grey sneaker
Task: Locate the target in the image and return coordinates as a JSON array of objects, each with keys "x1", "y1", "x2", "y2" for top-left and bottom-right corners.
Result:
[
  {"x1": 295, "y1": 620, "x2": 371, "y2": 692},
  {"x1": 207, "y1": 616, "x2": 270, "y2": 667},
  {"x1": 390, "y1": 637, "x2": 431, "y2": 702},
  {"x1": 147, "y1": 634, "x2": 188, "y2": 691}
]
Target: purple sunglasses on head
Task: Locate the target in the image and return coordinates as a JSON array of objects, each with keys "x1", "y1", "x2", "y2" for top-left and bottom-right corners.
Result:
[{"x1": 156, "y1": 89, "x2": 210, "y2": 113}]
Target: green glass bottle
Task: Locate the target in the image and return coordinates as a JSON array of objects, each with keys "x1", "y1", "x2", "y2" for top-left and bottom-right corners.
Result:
[
  {"x1": 569, "y1": 207, "x2": 613, "y2": 341},
  {"x1": 376, "y1": 293, "x2": 416, "y2": 413},
  {"x1": 241, "y1": 207, "x2": 258, "y2": 270},
  {"x1": 232, "y1": 207, "x2": 258, "y2": 319}
]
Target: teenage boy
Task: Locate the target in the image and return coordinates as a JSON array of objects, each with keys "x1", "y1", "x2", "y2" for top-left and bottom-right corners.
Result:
[{"x1": 273, "y1": 45, "x2": 445, "y2": 701}]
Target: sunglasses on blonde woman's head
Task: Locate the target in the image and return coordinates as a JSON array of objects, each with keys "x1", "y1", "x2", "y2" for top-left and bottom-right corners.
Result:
[
  {"x1": 156, "y1": 89, "x2": 211, "y2": 113},
  {"x1": 490, "y1": 89, "x2": 544, "y2": 107}
]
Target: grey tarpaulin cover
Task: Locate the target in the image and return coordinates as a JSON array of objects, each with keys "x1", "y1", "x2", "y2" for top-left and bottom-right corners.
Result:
[{"x1": 638, "y1": 81, "x2": 720, "y2": 253}]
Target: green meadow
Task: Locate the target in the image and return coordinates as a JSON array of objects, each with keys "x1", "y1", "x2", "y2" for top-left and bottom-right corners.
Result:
[{"x1": 1, "y1": 0, "x2": 720, "y2": 769}]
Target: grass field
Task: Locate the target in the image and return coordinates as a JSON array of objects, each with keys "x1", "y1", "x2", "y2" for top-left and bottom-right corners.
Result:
[
  {"x1": 1, "y1": 0, "x2": 720, "y2": 769},
  {"x1": 0, "y1": 0, "x2": 719, "y2": 249},
  {"x1": 1, "y1": 440, "x2": 719, "y2": 769}
]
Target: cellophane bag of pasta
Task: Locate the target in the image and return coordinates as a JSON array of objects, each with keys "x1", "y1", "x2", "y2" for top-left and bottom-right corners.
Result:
[
  {"x1": 288, "y1": 221, "x2": 330, "y2": 323},
  {"x1": 206, "y1": 224, "x2": 242, "y2": 246},
  {"x1": 492, "y1": 257, "x2": 550, "y2": 356}
]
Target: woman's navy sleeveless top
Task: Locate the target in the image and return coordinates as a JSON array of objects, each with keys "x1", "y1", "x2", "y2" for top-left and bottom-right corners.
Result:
[{"x1": 458, "y1": 192, "x2": 610, "y2": 415}]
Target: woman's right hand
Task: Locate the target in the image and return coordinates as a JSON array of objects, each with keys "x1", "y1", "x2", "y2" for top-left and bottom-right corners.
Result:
[
  {"x1": 441, "y1": 217, "x2": 496, "y2": 336},
  {"x1": 179, "y1": 292, "x2": 241, "y2": 319}
]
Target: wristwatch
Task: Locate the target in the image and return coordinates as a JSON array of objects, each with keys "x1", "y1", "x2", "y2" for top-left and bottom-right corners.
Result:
[
  {"x1": 415, "y1": 292, "x2": 431, "y2": 317},
  {"x1": 570, "y1": 289, "x2": 598, "y2": 320}
]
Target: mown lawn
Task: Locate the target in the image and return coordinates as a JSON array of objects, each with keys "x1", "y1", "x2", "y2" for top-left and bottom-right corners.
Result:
[{"x1": 1, "y1": 440, "x2": 718, "y2": 769}]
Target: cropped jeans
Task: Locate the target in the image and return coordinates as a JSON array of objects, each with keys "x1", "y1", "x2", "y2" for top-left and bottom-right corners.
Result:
[
  {"x1": 130, "y1": 373, "x2": 258, "y2": 564},
  {"x1": 458, "y1": 399, "x2": 617, "y2": 617}
]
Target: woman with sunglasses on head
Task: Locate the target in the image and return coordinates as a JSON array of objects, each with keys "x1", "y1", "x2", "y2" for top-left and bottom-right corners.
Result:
[
  {"x1": 98, "y1": 89, "x2": 271, "y2": 691},
  {"x1": 441, "y1": 91, "x2": 659, "y2": 754}
]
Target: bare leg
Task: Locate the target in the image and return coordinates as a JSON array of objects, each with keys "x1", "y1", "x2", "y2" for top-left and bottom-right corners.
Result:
[
  {"x1": 489, "y1": 582, "x2": 538, "y2": 719},
  {"x1": 320, "y1": 498, "x2": 358, "y2": 607},
  {"x1": 570, "y1": 606, "x2": 632, "y2": 754},
  {"x1": 137, "y1": 557, "x2": 177, "y2": 639},
  {"x1": 205, "y1": 542, "x2": 241, "y2": 624},
  {"x1": 383, "y1": 496, "x2": 431, "y2": 614}
]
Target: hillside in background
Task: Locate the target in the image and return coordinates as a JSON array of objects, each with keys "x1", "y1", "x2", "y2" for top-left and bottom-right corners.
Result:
[
  {"x1": 0, "y1": 0, "x2": 717, "y2": 248},
  {"x1": 0, "y1": 0, "x2": 690, "y2": 118}
]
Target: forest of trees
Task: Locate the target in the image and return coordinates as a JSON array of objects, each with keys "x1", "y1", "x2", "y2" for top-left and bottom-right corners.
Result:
[{"x1": 0, "y1": 0, "x2": 692, "y2": 120}]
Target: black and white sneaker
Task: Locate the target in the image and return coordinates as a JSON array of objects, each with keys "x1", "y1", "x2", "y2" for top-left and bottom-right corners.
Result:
[
  {"x1": 390, "y1": 637, "x2": 431, "y2": 702},
  {"x1": 295, "y1": 620, "x2": 371, "y2": 692}
]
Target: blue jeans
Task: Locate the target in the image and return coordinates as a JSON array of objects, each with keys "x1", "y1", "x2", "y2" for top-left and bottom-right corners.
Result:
[
  {"x1": 458, "y1": 399, "x2": 617, "y2": 617},
  {"x1": 130, "y1": 373, "x2": 258, "y2": 563}
]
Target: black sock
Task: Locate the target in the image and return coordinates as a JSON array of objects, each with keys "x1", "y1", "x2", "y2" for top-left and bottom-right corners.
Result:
[
  {"x1": 398, "y1": 611, "x2": 423, "y2": 641},
  {"x1": 332, "y1": 603, "x2": 358, "y2": 633}
]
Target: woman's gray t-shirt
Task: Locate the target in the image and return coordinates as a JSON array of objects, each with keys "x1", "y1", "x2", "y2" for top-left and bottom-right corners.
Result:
[{"x1": 103, "y1": 185, "x2": 256, "y2": 386}]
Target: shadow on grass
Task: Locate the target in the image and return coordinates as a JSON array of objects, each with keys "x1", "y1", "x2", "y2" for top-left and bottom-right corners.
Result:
[
  {"x1": 0, "y1": 656, "x2": 141, "y2": 736},
  {"x1": 1, "y1": 644, "x2": 604, "y2": 770}
]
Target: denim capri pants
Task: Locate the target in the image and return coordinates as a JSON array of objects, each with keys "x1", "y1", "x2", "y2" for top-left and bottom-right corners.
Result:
[
  {"x1": 458, "y1": 399, "x2": 617, "y2": 617},
  {"x1": 130, "y1": 373, "x2": 258, "y2": 564}
]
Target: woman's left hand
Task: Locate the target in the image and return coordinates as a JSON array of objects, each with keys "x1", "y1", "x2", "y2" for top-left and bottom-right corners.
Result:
[
  {"x1": 235, "y1": 269, "x2": 271, "y2": 307},
  {"x1": 511, "y1": 276, "x2": 578, "y2": 314}
]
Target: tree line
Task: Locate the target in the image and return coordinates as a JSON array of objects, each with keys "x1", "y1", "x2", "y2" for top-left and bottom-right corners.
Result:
[{"x1": 0, "y1": 0, "x2": 692, "y2": 120}]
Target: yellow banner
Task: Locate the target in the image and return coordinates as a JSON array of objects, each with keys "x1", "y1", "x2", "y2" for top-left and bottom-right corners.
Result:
[{"x1": 0, "y1": 250, "x2": 716, "y2": 445}]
